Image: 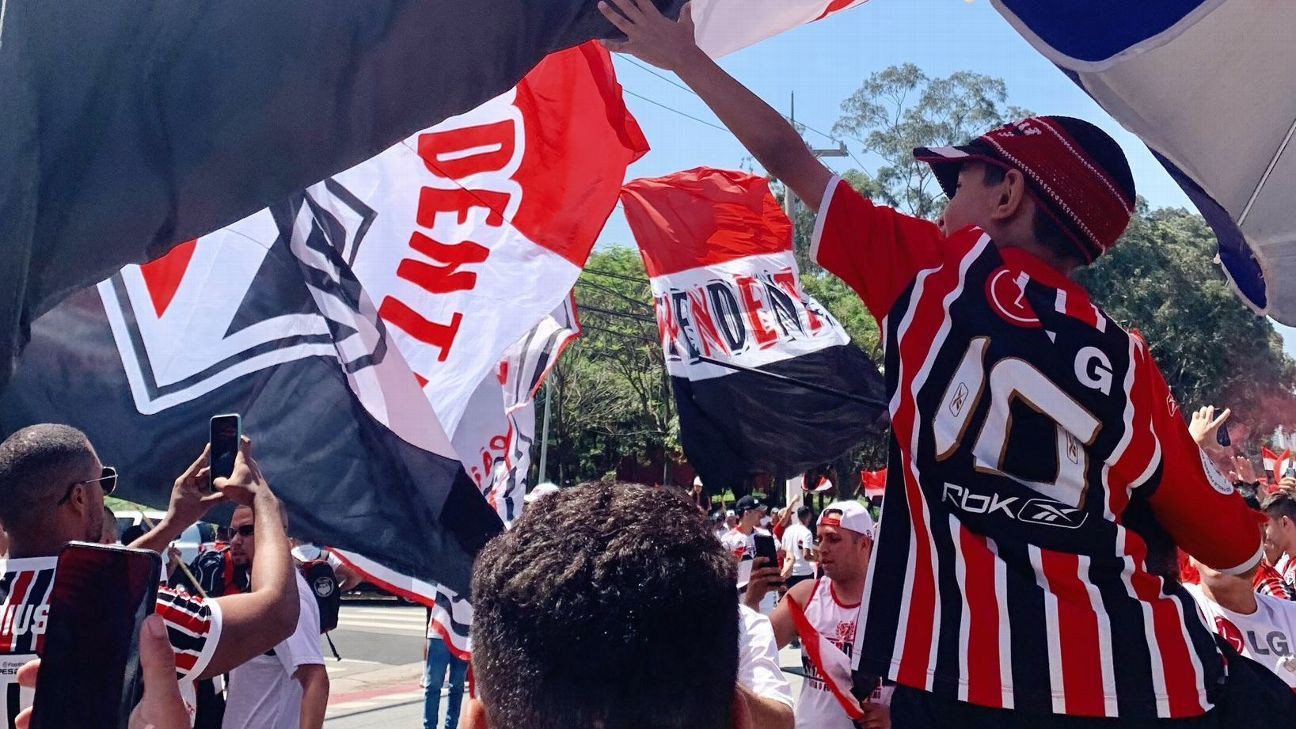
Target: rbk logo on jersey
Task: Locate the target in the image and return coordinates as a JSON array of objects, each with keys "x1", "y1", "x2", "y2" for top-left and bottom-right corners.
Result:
[{"x1": 99, "y1": 186, "x2": 383, "y2": 416}]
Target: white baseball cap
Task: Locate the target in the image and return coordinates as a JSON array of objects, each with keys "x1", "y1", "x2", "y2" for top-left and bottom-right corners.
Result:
[
  {"x1": 818, "y1": 501, "x2": 875, "y2": 539},
  {"x1": 524, "y1": 482, "x2": 560, "y2": 504}
]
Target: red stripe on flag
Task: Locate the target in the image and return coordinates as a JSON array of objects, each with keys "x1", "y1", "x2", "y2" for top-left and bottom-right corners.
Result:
[
  {"x1": 785, "y1": 594, "x2": 865, "y2": 721},
  {"x1": 1043, "y1": 552, "x2": 1105, "y2": 717},
  {"x1": 621, "y1": 168, "x2": 794, "y2": 278},
  {"x1": 959, "y1": 527, "x2": 1004, "y2": 707}
]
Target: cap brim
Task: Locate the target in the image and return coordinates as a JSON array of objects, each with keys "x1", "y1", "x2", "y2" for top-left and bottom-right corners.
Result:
[{"x1": 913, "y1": 144, "x2": 1007, "y2": 199}]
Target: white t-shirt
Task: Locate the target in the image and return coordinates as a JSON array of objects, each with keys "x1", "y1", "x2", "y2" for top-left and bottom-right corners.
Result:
[
  {"x1": 291, "y1": 543, "x2": 343, "y2": 571},
  {"x1": 222, "y1": 571, "x2": 324, "y2": 729},
  {"x1": 780, "y1": 523, "x2": 814, "y2": 578},
  {"x1": 737, "y1": 605, "x2": 794, "y2": 708},
  {"x1": 721, "y1": 528, "x2": 776, "y2": 613},
  {"x1": 1186, "y1": 583, "x2": 1296, "y2": 688},
  {"x1": 0, "y1": 555, "x2": 222, "y2": 728}
]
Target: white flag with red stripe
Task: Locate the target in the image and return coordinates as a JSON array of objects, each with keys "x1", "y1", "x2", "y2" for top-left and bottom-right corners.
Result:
[
  {"x1": 785, "y1": 594, "x2": 865, "y2": 722},
  {"x1": 692, "y1": 0, "x2": 869, "y2": 57}
]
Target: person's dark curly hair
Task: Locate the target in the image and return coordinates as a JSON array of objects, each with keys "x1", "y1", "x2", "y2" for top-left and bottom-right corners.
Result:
[{"x1": 470, "y1": 482, "x2": 738, "y2": 729}]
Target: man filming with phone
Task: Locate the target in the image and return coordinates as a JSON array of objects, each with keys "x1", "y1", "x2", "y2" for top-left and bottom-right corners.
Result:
[{"x1": 0, "y1": 423, "x2": 299, "y2": 728}]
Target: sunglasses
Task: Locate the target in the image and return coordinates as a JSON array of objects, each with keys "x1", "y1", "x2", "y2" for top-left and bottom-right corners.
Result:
[
  {"x1": 57, "y1": 466, "x2": 117, "y2": 505},
  {"x1": 232, "y1": 525, "x2": 255, "y2": 538}
]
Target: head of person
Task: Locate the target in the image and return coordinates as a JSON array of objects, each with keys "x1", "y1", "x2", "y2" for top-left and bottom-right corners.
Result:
[
  {"x1": 1262, "y1": 492, "x2": 1296, "y2": 562},
  {"x1": 229, "y1": 505, "x2": 256, "y2": 567},
  {"x1": 733, "y1": 495, "x2": 766, "y2": 530},
  {"x1": 816, "y1": 501, "x2": 875, "y2": 582},
  {"x1": 101, "y1": 506, "x2": 119, "y2": 544},
  {"x1": 724, "y1": 510, "x2": 737, "y2": 530},
  {"x1": 691, "y1": 476, "x2": 704, "y2": 494},
  {"x1": 796, "y1": 505, "x2": 813, "y2": 526},
  {"x1": 915, "y1": 116, "x2": 1136, "y2": 274},
  {"x1": 0, "y1": 424, "x2": 115, "y2": 552},
  {"x1": 466, "y1": 482, "x2": 739, "y2": 729}
]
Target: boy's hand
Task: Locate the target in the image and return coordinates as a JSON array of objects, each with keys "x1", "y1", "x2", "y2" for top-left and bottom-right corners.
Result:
[{"x1": 599, "y1": 0, "x2": 702, "y2": 72}]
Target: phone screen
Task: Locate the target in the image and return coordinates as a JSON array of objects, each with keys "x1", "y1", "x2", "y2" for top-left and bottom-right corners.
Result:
[
  {"x1": 30, "y1": 543, "x2": 161, "y2": 729},
  {"x1": 210, "y1": 413, "x2": 242, "y2": 488},
  {"x1": 753, "y1": 533, "x2": 781, "y2": 583}
]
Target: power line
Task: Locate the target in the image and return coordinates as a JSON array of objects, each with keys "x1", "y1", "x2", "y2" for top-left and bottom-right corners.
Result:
[
  {"x1": 623, "y1": 90, "x2": 731, "y2": 134},
  {"x1": 620, "y1": 56, "x2": 695, "y2": 96},
  {"x1": 617, "y1": 53, "x2": 864, "y2": 157},
  {"x1": 583, "y1": 267, "x2": 651, "y2": 286},
  {"x1": 575, "y1": 278, "x2": 655, "y2": 311},
  {"x1": 578, "y1": 304, "x2": 657, "y2": 325}
]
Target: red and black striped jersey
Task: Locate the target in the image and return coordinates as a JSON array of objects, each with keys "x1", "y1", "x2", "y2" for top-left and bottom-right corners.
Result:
[
  {"x1": 0, "y1": 555, "x2": 222, "y2": 728},
  {"x1": 1254, "y1": 561, "x2": 1296, "y2": 601},
  {"x1": 812, "y1": 177, "x2": 1263, "y2": 719}
]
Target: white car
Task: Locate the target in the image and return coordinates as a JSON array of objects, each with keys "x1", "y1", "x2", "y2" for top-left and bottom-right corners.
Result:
[{"x1": 114, "y1": 510, "x2": 218, "y2": 566}]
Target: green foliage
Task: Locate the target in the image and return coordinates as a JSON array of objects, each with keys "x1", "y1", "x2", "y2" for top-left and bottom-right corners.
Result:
[
  {"x1": 543, "y1": 248, "x2": 678, "y2": 484},
  {"x1": 834, "y1": 63, "x2": 1029, "y2": 219},
  {"x1": 1077, "y1": 204, "x2": 1296, "y2": 445}
]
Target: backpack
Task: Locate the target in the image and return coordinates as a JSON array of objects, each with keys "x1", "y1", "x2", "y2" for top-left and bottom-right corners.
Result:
[{"x1": 298, "y1": 558, "x2": 341, "y2": 633}]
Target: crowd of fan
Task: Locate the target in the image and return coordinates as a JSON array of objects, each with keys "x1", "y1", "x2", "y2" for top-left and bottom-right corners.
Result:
[{"x1": 11, "y1": 410, "x2": 1296, "y2": 729}]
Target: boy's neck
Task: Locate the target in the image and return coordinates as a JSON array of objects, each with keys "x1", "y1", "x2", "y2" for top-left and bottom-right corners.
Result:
[{"x1": 994, "y1": 237, "x2": 1081, "y2": 278}]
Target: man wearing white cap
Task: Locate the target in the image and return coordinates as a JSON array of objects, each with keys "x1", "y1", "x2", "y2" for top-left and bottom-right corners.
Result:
[{"x1": 766, "y1": 501, "x2": 890, "y2": 729}]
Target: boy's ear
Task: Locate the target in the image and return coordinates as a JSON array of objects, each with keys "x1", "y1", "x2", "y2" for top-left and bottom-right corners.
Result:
[{"x1": 991, "y1": 167, "x2": 1029, "y2": 221}]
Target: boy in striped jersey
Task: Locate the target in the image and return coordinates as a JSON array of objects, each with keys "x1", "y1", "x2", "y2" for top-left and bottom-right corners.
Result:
[
  {"x1": 0, "y1": 424, "x2": 298, "y2": 727},
  {"x1": 599, "y1": 0, "x2": 1285, "y2": 724}
]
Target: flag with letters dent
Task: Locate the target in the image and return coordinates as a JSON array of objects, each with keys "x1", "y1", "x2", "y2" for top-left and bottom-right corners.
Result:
[
  {"x1": 0, "y1": 43, "x2": 643, "y2": 597},
  {"x1": 620, "y1": 168, "x2": 887, "y2": 493}
]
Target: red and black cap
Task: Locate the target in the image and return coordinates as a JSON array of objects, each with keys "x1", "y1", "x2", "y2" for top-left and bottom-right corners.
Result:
[{"x1": 914, "y1": 116, "x2": 1136, "y2": 262}]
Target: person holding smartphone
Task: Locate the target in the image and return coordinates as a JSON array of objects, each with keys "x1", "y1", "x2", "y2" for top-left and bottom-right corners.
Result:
[
  {"x1": 724, "y1": 496, "x2": 781, "y2": 615},
  {"x1": 0, "y1": 423, "x2": 299, "y2": 727}
]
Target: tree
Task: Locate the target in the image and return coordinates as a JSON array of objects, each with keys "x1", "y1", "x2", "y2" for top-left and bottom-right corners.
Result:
[
  {"x1": 543, "y1": 248, "x2": 679, "y2": 484},
  {"x1": 1077, "y1": 203, "x2": 1296, "y2": 445},
  {"x1": 834, "y1": 63, "x2": 1029, "y2": 219}
]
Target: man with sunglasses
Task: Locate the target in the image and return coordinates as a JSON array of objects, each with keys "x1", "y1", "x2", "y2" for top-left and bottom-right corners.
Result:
[{"x1": 0, "y1": 423, "x2": 299, "y2": 728}]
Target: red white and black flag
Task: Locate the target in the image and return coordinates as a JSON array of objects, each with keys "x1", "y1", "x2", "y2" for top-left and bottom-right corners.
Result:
[
  {"x1": 620, "y1": 168, "x2": 886, "y2": 492},
  {"x1": 0, "y1": 44, "x2": 641, "y2": 596}
]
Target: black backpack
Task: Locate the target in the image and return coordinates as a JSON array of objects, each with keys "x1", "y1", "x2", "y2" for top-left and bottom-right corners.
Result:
[{"x1": 299, "y1": 559, "x2": 340, "y2": 634}]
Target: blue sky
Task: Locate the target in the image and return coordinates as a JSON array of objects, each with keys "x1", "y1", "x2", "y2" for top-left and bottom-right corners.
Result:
[{"x1": 596, "y1": 0, "x2": 1296, "y2": 355}]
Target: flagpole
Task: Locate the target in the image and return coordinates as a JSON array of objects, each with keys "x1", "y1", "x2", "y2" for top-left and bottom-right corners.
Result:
[
  {"x1": 537, "y1": 381, "x2": 552, "y2": 483},
  {"x1": 695, "y1": 356, "x2": 888, "y2": 409}
]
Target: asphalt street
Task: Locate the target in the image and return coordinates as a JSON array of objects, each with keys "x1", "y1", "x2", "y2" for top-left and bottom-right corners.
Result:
[{"x1": 322, "y1": 599, "x2": 808, "y2": 728}]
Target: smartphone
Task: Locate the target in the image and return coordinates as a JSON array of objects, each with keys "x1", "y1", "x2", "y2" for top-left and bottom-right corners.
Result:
[
  {"x1": 1216, "y1": 421, "x2": 1231, "y2": 448},
  {"x1": 30, "y1": 543, "x2": 162, "y2": 729},
  {"x1": 753, "y1": 533, "x2": 781, "y2": 585},
  {"x1": 209, "y1": 413, "x2": 242, "y2": 490}
]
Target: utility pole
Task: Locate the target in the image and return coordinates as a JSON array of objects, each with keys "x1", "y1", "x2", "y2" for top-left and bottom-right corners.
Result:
[
  {"x1": 537, "y1": 380, "x2": 552, "y2": 483},
  {"x1": 783, "y1": 91, "x2": 848, "y2": 220}
]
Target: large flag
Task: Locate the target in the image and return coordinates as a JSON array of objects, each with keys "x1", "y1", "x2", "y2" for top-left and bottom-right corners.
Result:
[
  {"x1": 0, "y1": 199, "x2": 501, "y2": 595},
  {"x1": 0, "y1": 43, "x2": 641, "y2": 596},
  {"x1": 335, "y1": 301, "x2": 580, "y2": 658},
  {"x1": 989, "y1": 1, "x2": 1296, "y2": 322},
  {"x1": 0, "y1": 0, "x2": 676, "y2": 391},
  {"x1": 621, "y1": 168, "x2": 886, "y2": 492},
  {"x1": 692, "y1": 0, "x2": 869, "y2": 57}
]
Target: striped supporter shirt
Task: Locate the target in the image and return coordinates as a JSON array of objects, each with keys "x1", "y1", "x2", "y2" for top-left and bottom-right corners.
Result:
[
  {"x1": 811, "y1": 176, "x2": 1263, "y2": 719},
  {"x1": 0, "y1": 555, "x2": 222, "y2": 728}
]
